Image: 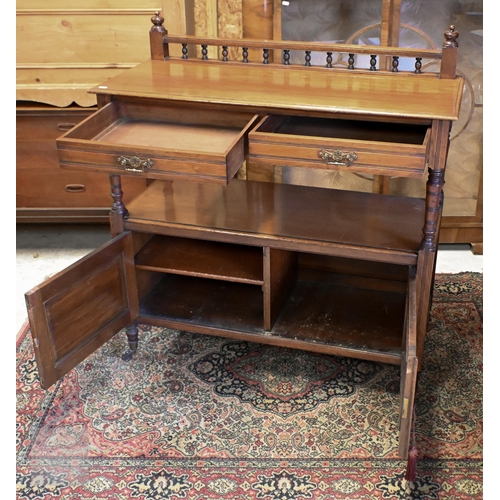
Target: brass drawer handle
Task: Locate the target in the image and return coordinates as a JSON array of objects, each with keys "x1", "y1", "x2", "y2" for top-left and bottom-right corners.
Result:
[
  {"x1": 318, "y1": 149, "x2": 358, "y2": 166},
  {"x1": 117, "y1": 155, "x2": 155, "y2": 172},
  {"x1": 65, "y1": 184, "x2": 85, "y2": 193}
]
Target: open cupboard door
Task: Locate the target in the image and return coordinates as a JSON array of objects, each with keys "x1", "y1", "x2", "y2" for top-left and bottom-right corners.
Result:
[
  {"x1": 398, "y1": 270, "x2": 419, "y2": 460},
  {"x1": 25, "y1": 231, "x2": 139, "y2": 390}
]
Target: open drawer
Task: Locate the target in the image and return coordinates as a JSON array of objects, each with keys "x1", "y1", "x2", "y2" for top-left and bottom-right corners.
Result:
[
  {"x1": 56, "y1": 100, "x2": 260, "y2": 185},
  {"x1": 248, "y1": 115, "x2": 432, "y2": 178}
]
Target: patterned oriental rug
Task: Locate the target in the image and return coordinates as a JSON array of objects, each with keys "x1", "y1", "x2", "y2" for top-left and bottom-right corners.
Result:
[{"x1": 16, "y1": 272, "x2": 483, "y2": 499}]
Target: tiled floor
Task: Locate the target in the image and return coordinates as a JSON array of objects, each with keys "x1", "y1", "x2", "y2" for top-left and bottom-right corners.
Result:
[{"x1": 16, "y1": 223, "x2": 484, "y2": 335}]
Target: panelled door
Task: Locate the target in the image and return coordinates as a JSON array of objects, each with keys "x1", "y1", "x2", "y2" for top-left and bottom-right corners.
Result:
[
  {"x1": 25, "y1": 231, "x2": 139, "y2": 389},
  {"x1": 398, "y1": 271, "x2": 419, "y2": 460}
]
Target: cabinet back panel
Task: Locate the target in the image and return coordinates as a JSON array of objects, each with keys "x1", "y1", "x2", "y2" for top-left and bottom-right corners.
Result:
[{"x1": 140, "y1": 274, "x2": 264, "y2": 332}]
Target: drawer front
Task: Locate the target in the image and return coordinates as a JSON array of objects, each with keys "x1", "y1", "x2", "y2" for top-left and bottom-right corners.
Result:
[
  {"x1": 17, "y1": 112, "x2": 92, "y2": 170},
  {"x1": 57, "y1": 146, "x2": 237, "y2": 185},
  {"x1": 248, "y1": 115, "x2": 431, "y2": 178},
  {"x1": 17, "y1": 113, "x2": 89, "y2": 140},
  {"x1": 17, "y1": 168, "x2": 147, "y2": 208},
  {"x1": 57, "y1": 101, "x2": 260, "y2": 185}
]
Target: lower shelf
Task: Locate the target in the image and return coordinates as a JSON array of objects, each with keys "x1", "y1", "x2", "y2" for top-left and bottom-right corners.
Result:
[
  {"x1": 140, "y1": 274, "x2": 264, "y2": 333},
  {"x1": 273, "y1": 280, "x2": 405, "y2": 356},
  {"x1": 139, "y1": 272, "x2": 405, "y2": 365}
]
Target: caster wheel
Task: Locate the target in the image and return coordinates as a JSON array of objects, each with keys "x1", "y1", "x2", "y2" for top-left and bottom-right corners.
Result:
[{"x1": 121, "y1": 349, "x2": 135, "y2": 361}]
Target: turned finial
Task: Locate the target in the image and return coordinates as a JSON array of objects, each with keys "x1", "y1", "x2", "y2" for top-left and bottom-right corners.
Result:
[
  {"x1": 443, "y1": 25, "x2": 459, "y2": 48},
  {"x1": 150, "y1": 10, "x2": 168, "y2": 60},
  {"x1": 151, "y1": 11, "x2": 165, "y2": 32}
]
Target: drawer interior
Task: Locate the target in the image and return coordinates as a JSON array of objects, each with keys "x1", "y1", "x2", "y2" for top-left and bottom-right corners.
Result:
[
  {"x1": 63, "y1": 100, "x2": 257, "y2": 154},
  {"x1": 257, "y1": 115, "x2": 430, "y2": 145}
]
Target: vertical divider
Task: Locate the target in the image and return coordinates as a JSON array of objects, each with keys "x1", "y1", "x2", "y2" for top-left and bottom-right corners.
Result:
[{"x1": 263, "y1": 246, "x2": 298, "y2": 331}]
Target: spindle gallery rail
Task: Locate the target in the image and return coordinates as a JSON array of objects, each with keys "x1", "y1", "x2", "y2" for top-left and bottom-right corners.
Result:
[{"x1": 149, "y1": 12, "x2": 459, "y2": 80}]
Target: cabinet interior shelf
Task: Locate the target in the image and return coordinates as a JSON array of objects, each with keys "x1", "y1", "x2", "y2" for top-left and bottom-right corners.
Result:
[
  {"x1": 127, "y1": 175, "x2": 416, "y2": 364},
  {"x1": 139, "y1": 272, "x2": 405, "y2": 365},
  {"x1": 134, "y1": 229, "x2": 407, "y2": 365},
  {"x1": 135, "y1": 235, "x2": 264, "y2": 285}
]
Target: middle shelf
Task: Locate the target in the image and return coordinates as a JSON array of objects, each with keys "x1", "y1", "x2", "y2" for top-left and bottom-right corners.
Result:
[
  {"x1": 125, "y1": 179, "x2": 426, "y2": 265},
  {"x1": 135, "y1": 235, "x2": 264, "y2": 285}
]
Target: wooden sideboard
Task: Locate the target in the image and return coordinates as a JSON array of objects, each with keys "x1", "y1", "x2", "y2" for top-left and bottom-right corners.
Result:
[{"x1": 25, "y1": 14, "x2": 463, "y2": 465}]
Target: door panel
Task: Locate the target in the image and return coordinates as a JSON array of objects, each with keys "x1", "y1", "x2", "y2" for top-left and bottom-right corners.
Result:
[
  {"x1": 25, "y1": 231, "x2": 139, "y2": 389},
  {"x1": 398, "y1": 271, "x2": 418, "y2": 459}
]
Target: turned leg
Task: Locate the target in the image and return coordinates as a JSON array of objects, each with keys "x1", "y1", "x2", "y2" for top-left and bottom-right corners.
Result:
[
  {"x1": 109, "y1": 174, "x2": 128, "y2": 237},
  {"x1": 416, "y1": 119, "x2": 451, "y2": 368},
  {"x1": 122, "y1": 322, "x2": 139, "y2": 361},
  {"x1": 420, "y1": 168, "x2": 445, "y2": 252}
]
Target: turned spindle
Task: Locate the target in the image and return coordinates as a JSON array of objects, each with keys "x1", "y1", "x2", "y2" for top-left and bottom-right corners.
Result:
[
  {"x1": 263, "y1": 48, "x2": 270, "y2": 64},
  {"x1": 421, "y1": 168, "x2": 445, "y2": 250},
  {"x1": 414, "y1": 57, "x2": 422, "y2": 74},
  {"x1": 326, "y1": 52, "x2": 333, "y2": 68},
  {"x1": 348, "y1": 53, "x2": 355, "y2": 70},
  {"x1": 304, "y1": 50, "x2": 312, "y2": 66},
  {"x1": 283, "y1": 49, "x2": 290, "y2": 65},
  {"x1": 392, "y1": 56, "x2": 399, "y2": 72}
]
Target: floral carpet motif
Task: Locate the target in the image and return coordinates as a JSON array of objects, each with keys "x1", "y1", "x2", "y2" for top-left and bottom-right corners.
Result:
[
  {"x1": 16, "y1": 273, "x2": 483, "y2": 499},
  {"x1": 189, "y1": 342, "x2": 383, "y2": 415}
]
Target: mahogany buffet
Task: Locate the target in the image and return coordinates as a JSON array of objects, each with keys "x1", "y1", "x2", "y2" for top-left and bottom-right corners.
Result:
[{"x1": 25, "y1": 13, "x2": 464, "y2": 461}]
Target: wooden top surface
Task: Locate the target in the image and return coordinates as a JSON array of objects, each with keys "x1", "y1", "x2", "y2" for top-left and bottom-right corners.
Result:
[{"x1": 90, "y1": 59, "x2": 464, "y2": 121}]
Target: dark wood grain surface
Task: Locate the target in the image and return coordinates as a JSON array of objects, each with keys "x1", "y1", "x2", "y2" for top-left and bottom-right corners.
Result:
[{"x1": 125, "y1": 179, "x2": 424, "y2": 263}]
